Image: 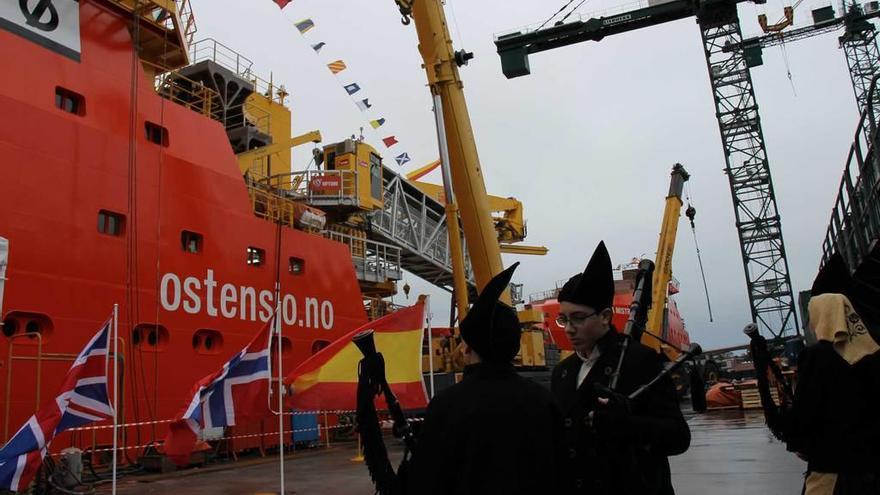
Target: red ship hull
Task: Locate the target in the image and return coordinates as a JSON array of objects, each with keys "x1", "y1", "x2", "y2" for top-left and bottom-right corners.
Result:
[{"x1": 0, "y1": 1, "x2": 367, "y2": 455}]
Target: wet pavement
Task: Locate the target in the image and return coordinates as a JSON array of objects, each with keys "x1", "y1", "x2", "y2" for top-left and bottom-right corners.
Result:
[{"x1": 107, "y1": 409, "x2": 805, "y2": 494}]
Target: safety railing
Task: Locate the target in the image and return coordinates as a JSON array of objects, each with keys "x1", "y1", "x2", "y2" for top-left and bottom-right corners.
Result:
[
  {"x1": 228, "y1": 100, "x2": 272, "y2": 136},
  {"x1": 247, "y1": 182, "x2": 299, "y2": 230},
  {"x1": 363, "y1": 297, "x2": 405, "y2": 320},
  {"x1": 264, "y1": 170, "x2": 360, "y2": 207},
  {"x1": 150, "y1": 61, "x2": 223, "y2": 121},
  {"x1": 189, "y1": 38, "x2": 288, "y2": 106},
  {"x1": 323, "y1": 230, "x2": 403, "y2": 284},
  {"x1": 176, "y1": 0, "x2": 198, "y2": 48},
  {"x1": 821, "y1": 74, "x2": 880, "y2": 270}
]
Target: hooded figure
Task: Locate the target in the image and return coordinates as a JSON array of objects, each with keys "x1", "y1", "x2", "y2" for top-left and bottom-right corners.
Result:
[
  {"x1": 551, "y1": 241, "x2": 690, "y2": 495},
  {"x1": 786, "y1": 261, "x2": 880, "y2": 495},
  {"x1": 406, "y1": 263, "x2": 564, "y2": 495}
]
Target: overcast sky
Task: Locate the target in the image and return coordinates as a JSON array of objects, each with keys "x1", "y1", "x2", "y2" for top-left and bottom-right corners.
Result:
[{"x1": 192, "y1": 0, "x2": 862, "y2": 349}]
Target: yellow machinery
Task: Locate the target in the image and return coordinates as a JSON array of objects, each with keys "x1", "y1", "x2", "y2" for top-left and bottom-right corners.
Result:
[
  {"x1": 643, "y1": 164, "x2": 690, "y2": 356},
  {"x1": 400, "y1": 0, "x2": 505, "y2": 299},
  {"x1": 236, "y1": 84, "x2": 322, "y2": 183},
  {"x1": 404, "y1": 167, "x2": 548, "y2": 256},
  {"x1": 322, "y1": 139, "x2": 385, "y2": 212}
]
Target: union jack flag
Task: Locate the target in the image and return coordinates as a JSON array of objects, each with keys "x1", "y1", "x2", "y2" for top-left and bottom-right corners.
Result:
[
  {"x1": 0, "y1": 321, "x2": 114, "y2": 491},
  {"x1": 163, "y1": 319, "x2": 273, "y2": 465}
]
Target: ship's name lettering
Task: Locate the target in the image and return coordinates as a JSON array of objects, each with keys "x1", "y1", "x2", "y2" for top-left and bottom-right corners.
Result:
[{"x1": 159, "y1": 269, "x2": 334, "y2": 330}]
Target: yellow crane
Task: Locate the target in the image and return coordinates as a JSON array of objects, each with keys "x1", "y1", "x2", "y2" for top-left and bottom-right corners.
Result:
[
  {"x1": 643, "y1": 163, "x2": 690, "y2": 356},
  {"x1": 405, "y1": 162, "x2": 548, "y2": 255},
  {"x1": 396, "y1": 0, "x2": 506, "y2": 311}
]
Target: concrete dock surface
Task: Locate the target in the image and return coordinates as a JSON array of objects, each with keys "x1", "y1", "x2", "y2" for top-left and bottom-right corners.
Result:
[{"x1": 107, "y1": 409, "x2": 805, "y2": 494}]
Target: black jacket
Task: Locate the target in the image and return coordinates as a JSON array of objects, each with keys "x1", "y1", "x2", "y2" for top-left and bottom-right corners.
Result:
[
  {"x1": 405, "y1": 362, "x2": 564, "y2": 495},
  {"x1": 551, "y1": 330, "x2": 691, "y2": 495},
  {"x1": 786, "y1": 342, "x2": 880, "y2": 475}
]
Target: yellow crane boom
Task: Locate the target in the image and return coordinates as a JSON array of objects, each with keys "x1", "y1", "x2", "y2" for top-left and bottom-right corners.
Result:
[
  {"x1": 403, "y1": 1, "x2": 505, "y2": 299},
  {"x1": 643, "y1": 164, "x2": 690, "y2": 354}
]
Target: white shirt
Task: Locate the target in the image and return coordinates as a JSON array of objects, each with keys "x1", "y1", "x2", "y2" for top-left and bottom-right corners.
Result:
[{"x1": 576, "y1": 346, "x2": 602, "y2": 388}]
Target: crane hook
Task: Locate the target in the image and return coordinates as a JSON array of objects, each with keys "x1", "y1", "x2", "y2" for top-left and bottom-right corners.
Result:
[
  {"x1": 685, "y1": 203, "x2": 697, "y2": 229},
  {"x1": 396, "y1": 0, "x2": 414, "y2": 25}
]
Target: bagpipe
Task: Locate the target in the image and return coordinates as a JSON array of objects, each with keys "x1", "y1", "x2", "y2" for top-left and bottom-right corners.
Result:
[
  {"x1": 742, "y1": 323, "x2": 795, "y2": 441},
  {"x1": 353, "y1": 329, "x2": 416, "y2": 495},
  {"x1": 604, "y1": 259, "x2": 707, "y2": 413}
]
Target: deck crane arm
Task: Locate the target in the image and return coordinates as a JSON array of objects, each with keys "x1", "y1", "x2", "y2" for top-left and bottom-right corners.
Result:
[{"x1": 644, "y1": 164, "x2": 690, "y2": 357}]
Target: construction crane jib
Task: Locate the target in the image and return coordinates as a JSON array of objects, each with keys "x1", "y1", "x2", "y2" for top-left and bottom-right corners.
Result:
[{"x1": 494, "y1": 0, "x2": 802, "y2": 339}]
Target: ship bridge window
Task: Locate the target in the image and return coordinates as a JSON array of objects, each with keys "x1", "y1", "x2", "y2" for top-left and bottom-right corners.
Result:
[
  {"x1": 97, "y1": 210, "x2": 125, "y2": 236},
  {"x1": 145, "y1": 122, "x2": 169, "y2": 147},
  {"x1": 247, "y1": 247, "x2": 266, "y2": 266},
  {"x1": 55, "y1": 87, "x2": 85, "y2": 115},
  {"x1": 132, "y1": 324, "x2": 169, "y2": 351},
  {"x1": 192, "y1": 329, "x2": 223, "y2": 355},
  {"x1": 289, "y1": 257, "x2": 305, "y2": 275},
  {"x1": 181, "y1": 230, "x2": 203, "y2": 254}
]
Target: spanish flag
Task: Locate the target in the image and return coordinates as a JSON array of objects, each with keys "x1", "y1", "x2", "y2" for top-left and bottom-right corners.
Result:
[{"x1": 285, "y1": 301, "x2": 428, "y2": 411}]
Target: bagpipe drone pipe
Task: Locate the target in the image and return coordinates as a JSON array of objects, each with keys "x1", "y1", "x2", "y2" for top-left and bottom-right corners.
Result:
[
  {"x1": 742, "y1": 323, "x2": 795, "y2": 441},
  {"x1": 605, "y1": 259, "x2": 707, "y2": 412},
  {"x1": 353, "y1": 329, "x2": 416, "y2": 495}
]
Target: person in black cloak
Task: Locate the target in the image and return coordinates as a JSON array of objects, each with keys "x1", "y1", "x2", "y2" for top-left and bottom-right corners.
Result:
[
  {"x1": 405, "y1": 262, "x2": 564, "y2": 495},
  {"x1": 784, "y1": 254, "x2": 880, "y2": 495},
  {"x1": 550, "y1": 241, "x2": 690, "y2": 495}
]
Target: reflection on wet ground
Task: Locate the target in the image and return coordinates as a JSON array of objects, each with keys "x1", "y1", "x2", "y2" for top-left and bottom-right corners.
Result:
[
  {"x1": 108, "y1": 408, "x2": 805, "y2": 494},
  {"x1": 672, "y1": 409, "x2": 805, "y2": 495}
]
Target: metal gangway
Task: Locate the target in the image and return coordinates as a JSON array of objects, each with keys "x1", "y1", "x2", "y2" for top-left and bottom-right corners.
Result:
[
  {"x1": 821, "y1": 75, "x2": 880, "y2": 288},
  {"x1": 368, "y1": 168, "x2": 477, "y2": 295},
  {"x1": 258, "y1": 167, "x2": 477, "y2": 295}
]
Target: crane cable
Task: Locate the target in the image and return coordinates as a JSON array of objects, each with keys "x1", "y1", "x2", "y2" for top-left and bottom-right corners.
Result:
[
  {"x1": 537, "y1": 0, "x2": 580, "y2": 30},
  {"x1": 684, "y1": 185, "x2": 714, "y2": 322},
  {"x1": 559, "y1": 0, "x2": 590, "y2": 24}
]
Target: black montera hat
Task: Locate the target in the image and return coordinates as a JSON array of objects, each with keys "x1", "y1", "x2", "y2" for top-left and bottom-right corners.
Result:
[
  {"x1": 558, "y1": 241, "x2": 614, "y2": 311},
  {"x1": 459, "y1": 262, "x2": 521, "y2": 364}
]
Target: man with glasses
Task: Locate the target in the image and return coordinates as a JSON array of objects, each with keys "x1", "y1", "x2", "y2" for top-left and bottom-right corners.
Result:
[{"x1": 551, "y1": 241, "x2": 690, "y2": 495}]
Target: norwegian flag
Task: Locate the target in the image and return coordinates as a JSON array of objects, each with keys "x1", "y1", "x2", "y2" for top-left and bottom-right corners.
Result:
[
  {"x1": 163, "y1": 319, "x2": 273, "y2": 465},
  {"x1": 0, "y1": 322, "x2": 114, "y2": 491}
]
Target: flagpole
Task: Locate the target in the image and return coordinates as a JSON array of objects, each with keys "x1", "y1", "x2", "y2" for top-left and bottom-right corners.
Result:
[
  {"x1": 112, "y1": 304, "x2": 119, "y2": 495},
  {"x1": 426, "y1": 298, "x2": 435, "y2": 399},
  {"x1": 275, "y1": 288, "x2": 285, "y2": 493}
]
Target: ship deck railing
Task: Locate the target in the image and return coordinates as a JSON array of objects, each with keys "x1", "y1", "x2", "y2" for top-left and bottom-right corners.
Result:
[
  {"x1": 189, "y1": 38, "x2": 288, "y2": 107},
  {"x1": 103, "y1": 0, "x2": 197, "y2": 69},
  {"x1": 247, "y1": 180, "x2": 301, "y2": 230},
  {"x1": 150, "y1": 60, "x2": 223, "y2": 121},
  {"x1": 266, "y1": 170, "x2": 361, "y2": 208},
  {"x1": 363, "y1": 297, "x2": 406, "y2": 321},
  {"x1": 822, "y1": 74, "x2": 880, "y2": 271},
  {"x1": 322, "y1": 230, "x2": 403, "y2": 285}
]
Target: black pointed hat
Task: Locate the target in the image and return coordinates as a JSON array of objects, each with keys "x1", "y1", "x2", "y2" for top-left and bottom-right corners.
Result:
[
  {"x1": 459, "y1": 262, "x2": 522, "y2": 364},
  {"x1": 558, "y1": 241, "x2": 614, "y2": 311}
]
